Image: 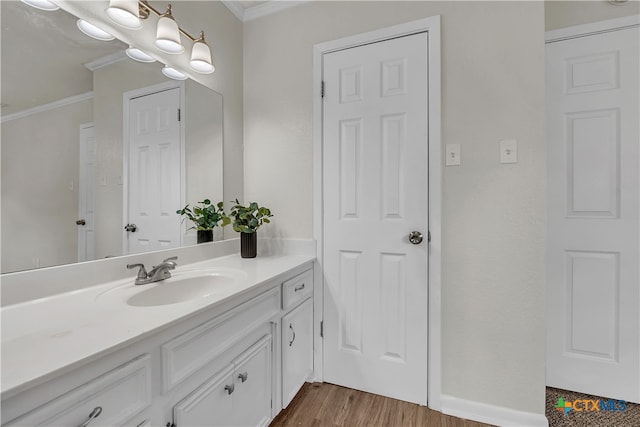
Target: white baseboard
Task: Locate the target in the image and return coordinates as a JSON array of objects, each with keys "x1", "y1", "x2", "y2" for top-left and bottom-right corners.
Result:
[{"x1": 441, "y1": 395, "x2": 549, "y2": 427}]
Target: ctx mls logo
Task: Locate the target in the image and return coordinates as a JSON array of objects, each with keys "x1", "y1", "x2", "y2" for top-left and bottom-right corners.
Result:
[{"x1": 554, "y1": 398, "x2": 627, "y2": 416}]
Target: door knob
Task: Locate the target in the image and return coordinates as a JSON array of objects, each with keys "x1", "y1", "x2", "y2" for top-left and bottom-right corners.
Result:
[
  {"x1": 408, "y1": 231, "x2": 423, "y2": 245},
  {"x1": 76, "y1": 219, "x2": 86, "y2": 226},
  {"x1": 124, "y1": 224, "x2": 137, "y2": 232}
]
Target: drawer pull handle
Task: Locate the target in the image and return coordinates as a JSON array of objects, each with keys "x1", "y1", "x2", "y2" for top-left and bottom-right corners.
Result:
[
  {"x1": 289, "y1": 323, "x2": 296, "y2": 346},
  {"x1": 294, "y1": 283, "x2": 305, "y2": 292},
  {"x1": 79, "y1": 407, "x2": 102, "y2": 427},
  {"x1": 238, "y1": 372, "x2": 248, "y2": 383},
  {"x1": 224, "y1": 384, "x2": 235, "y2": 395}
]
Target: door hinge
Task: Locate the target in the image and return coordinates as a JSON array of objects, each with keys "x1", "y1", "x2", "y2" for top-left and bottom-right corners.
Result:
[
  {"x1": 321, "y1": 81, "x2": 325, "y2": 98},
  {"x1": 320, "y1": 320, "x2": 324, "y2": 338},
  {"x1": 428, "y1": 230, "x2": 431, "y2": 243},
  {"x1": 177, "y1": 108, "x2": 181, "y2": 122}
]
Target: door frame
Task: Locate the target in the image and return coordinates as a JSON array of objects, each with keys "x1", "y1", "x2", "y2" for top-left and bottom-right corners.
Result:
[
  {"x1": 122, "y1": 81, "x2": 186, "y2": 255},
  {"x1": 78, "y1": 122, "x2": 94, "y2": 262},
  {"x1": 545, "y1": 14, "x2": 639, "y2": 44},
  {"x1": 312, "y1": 16, "x2": 442, "y2": 410}
]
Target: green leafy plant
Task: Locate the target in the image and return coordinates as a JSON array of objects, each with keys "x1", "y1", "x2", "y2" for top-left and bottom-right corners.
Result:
[
  {"x1": 176, "y1": 199, "x2": 230, "y2": 231},
  {"x1": 229, "y1": 199, "x2": 273, "y2": 234}
]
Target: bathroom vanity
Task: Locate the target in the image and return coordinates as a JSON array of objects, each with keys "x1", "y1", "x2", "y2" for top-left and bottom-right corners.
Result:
[{"x1": 1, "y1": 249, "x2": 315, "y2": 427}]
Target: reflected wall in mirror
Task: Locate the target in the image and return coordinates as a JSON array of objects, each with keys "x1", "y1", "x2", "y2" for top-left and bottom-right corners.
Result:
[{"x1": 1, "y1": 1, "x2": 223, "y2": 273}]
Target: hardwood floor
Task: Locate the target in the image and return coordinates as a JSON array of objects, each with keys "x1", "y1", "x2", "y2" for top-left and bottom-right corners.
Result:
[{"x1": 270, "y1": 383, "x2": 494, "y2": 427}]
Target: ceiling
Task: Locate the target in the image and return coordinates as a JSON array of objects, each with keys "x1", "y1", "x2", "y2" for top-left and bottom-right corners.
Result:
[
  {"x1": 0, "y1": 0, "x2": 300, "y2": 118},
  {"x1": 0, "y1": 2, "x2": 125, "y2": 116}
]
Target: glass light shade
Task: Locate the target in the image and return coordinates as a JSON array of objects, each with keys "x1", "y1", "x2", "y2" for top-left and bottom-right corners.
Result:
[
  {"x1": 126, "y1": 46, "x2": 156, "y2": 63},
  {"x1": 155, "y1": 15, "x2": 184, "y2": 54},
  {"x1": 76, "y1": 19, "x2": 115, "y2": 41},
  {"x1": 20, "y1": 0, "x2": 59, "y2": 11},
  {"x1": 106, "y1": 0, "x2": 142, "y2": 30},
  {"x1": 162, "y1": 66, "x2": 187, "y2": 81},
  {"x1": 190, "y1": 41, "x2": 215, "y2": 74}
]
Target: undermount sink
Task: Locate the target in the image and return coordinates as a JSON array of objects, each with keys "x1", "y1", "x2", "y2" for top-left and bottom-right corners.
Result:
[{"x1": 97, "y1": 269, "x2": 247, "y2": 307}]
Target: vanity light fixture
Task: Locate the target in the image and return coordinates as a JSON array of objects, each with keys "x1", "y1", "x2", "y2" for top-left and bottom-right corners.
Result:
[
  {"x1": 155, "y1": 4, "x2": 184, "y2": 54},
  {"x1": 189, "y1": 32, "x2": 215, "y2": 74},
  {"x1": 20, "y1": 0, "x2": 59, "y2": 11},
  {"x1": 76, "y1": 19, "x2": 116, "y2": 41},
  {"x1": 106, "y1": 0, "x2": 143, "y2": 30},
  {"x1": 162, "y1": 65, "x2": 188, "y2": 81},
  {"x1": 126, "y1": 46, "x2": 156, "y2": 63}
]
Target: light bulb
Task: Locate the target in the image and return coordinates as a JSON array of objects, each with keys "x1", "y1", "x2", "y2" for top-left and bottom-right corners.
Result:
[
  {"x1": 106, "y1": 0, "x2": 142, "y2": 30},
  {"x1": 162, "y1": 66, "x2": 187, "y2": 81},
  {"x1": 126, "y1": 46, "x2": 156, "y2": 63},
  {"x1": 155, "y1": 6, "x2": 184, "y2": 54},
  {"x1": 190, "y1": 34, "x2": 214, "y2": 74},
  {"x1": 20, "y1": 0, "x2": 59, "y2": 11},
  {"x1": 76, "y1": 19, "x2": 115, "y2": 42}
]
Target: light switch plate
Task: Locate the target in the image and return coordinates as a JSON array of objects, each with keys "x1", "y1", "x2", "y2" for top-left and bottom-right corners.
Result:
[
  {"x1": 445, "y1": 143, "x2": 461, "y2": 166},
  {"x1": 500, "y1": 139, "x2": 517, "y2": 164}
]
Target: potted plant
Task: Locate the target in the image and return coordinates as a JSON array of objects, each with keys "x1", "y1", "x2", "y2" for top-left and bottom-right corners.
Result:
[
  {"x1": 176, "y1": 199, "x2": 230, "y2": 243},
  {"x1": 229, "y1": 199, "x2": 273, "y2": 258}
]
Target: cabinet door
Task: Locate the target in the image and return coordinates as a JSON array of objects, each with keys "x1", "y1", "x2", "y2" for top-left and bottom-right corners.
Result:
[
  {"x1": 173, "y1": 366, "x2": 234, "y2": 427},
  {"x1": 233, "y1": 335, "x2": 273, "y2": 427},
  {"x1": 282, "y1": 298, "x2": 313, "y2": 407}
]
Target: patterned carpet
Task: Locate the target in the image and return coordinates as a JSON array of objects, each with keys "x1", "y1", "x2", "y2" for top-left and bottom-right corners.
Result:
[{"x1": 546, "y1": 387, "x2": 640, "y2": 426}]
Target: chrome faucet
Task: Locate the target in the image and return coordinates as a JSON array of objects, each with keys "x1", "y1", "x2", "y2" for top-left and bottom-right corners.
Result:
[{"x1": 127, "y1": 256, "x2": 178, "y2": 285}]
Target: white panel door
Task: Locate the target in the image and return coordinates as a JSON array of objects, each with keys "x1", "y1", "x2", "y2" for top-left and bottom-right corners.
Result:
[
  {"x1": 322, "y1": 32, "x2": 429, "y2": 405},
  {"x1": 78, "y1": 123, "x2": 95, "y2": 262},
  {"x1": 547, "y1": 26, "x2": 639, "y2": 402},
  {"x1": 126, "y1": 88, "x2": 182, "y2": 254}
]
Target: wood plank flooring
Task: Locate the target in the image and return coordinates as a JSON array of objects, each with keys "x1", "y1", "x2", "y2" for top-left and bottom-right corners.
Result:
[{"x1": 270, "y1": 383, "x2": 494, "y2": 427}]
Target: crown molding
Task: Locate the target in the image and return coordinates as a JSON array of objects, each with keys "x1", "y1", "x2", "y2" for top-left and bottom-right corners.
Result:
[
  {"x1": 221, "y1": 0, "x2": 312, "y2": 23},
  {"x1": 84, "y1": 50, "x2": 127, "y2": 71},
  {"x1": 1, "y1": 92, "x2": 94, "y2": 123},
  {"x1": 244, "y1": 0, "x2": 312, "y2": 22},
  {"x1": 221, "y1": 0, "x2": 246, "y2": 21}
]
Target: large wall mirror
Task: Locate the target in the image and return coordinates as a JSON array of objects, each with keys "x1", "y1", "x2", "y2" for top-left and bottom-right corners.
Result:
[{"x1": 1, "y1": 1, "x2": 224, "y2": 273}]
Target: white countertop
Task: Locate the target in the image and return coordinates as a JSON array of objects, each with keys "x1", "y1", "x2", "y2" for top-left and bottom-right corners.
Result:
[{"x1": 1, "y1": 253, "x2": 314, "y2": 398}]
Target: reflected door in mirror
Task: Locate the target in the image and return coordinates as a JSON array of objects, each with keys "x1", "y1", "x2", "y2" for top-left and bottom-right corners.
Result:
[
  {"x1": 126, "y1": 87, "x2": 182, "y2": 254},
  {"x1": 78, "y1": 123, "x2": 96, "y2": 262}
]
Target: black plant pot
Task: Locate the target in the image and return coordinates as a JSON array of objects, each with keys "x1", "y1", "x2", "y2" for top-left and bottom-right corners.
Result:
[
  {"x1": 240, "y1": 232, "x2": 257, "y2": 258},
  {"x1": 197, "y1": 229, "x2": 213, "y2": 244}
]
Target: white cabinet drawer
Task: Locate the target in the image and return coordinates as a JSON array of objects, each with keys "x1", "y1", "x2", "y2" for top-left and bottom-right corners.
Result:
[
  {"x1": 282, "y1": 269, "x2": 313, "y2": 311},
  {"x1": 8, "y1": 355, "x2": 151, "y2": 427},
  {"x1": 162, "y1": 287, "x2": 280, "y2": 392}
]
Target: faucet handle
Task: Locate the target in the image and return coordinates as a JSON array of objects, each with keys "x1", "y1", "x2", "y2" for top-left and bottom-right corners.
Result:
[
  {"x1": 162, "y1": 256, "x2": 178, "y2": 269},
  {"x1": 126, "y1": 263, "x2": 148, "y2": 280}
]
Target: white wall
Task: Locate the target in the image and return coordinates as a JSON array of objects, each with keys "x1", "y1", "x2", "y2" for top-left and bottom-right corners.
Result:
[
  {"x1": 244, "y1": 0, "x2": 546, "y2": 416},
  {"x1": 545, "y1": 0, "x2": 640, "y2": 30},
  {"x1": 1, "y1": 99, "x2": 93, "y2": 272}
]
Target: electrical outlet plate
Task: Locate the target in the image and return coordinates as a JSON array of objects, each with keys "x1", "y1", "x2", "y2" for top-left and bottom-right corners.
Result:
[
  {"x1": 500, "y1": 139, "x2": 517, "y2": 164},
  {"x1": 445, "y1": 144, "x2": 461, "y2": 166}
]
